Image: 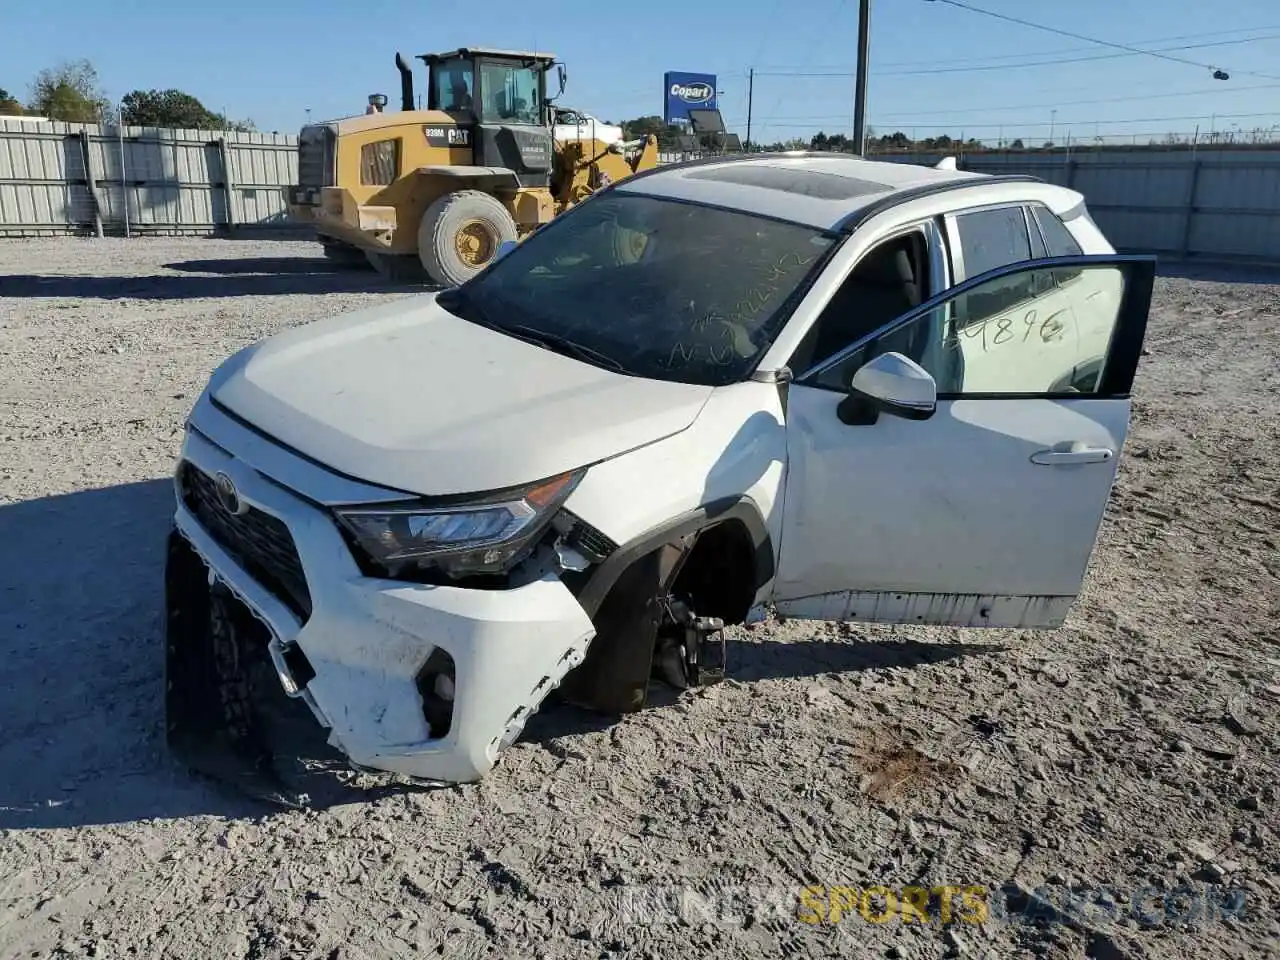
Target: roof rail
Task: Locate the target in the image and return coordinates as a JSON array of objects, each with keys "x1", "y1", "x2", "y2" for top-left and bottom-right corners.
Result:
[{"x1": 833, "y1": 174, "x2": 1044, "y2": 234}]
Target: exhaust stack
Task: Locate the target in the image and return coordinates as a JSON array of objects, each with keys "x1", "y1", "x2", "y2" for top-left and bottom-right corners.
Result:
[{"x1": 395, "y1": 53, "x2": 415, "y2": 111}]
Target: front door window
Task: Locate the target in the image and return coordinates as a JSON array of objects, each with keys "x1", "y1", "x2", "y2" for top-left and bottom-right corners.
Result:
[
  {"x1": 821, "y1": 261, "x2": 1129, "y2": 396},
  {"x1": 478, "y1": 62, "x2": 542, "y2": 125}
]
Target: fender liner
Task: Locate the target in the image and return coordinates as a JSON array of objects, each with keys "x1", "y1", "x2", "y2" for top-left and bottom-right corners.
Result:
[
  {"x1": 556, "y1": 497, "x2": 773, "y2": 715},
  {"x1": 574, "y1": 495, "x2": 775, "y2": 623}
]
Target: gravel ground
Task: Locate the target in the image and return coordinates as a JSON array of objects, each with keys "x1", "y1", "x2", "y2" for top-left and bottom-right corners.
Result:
[{"x1": 1, "y1": 238, "x2": 1278, "y2": 960}]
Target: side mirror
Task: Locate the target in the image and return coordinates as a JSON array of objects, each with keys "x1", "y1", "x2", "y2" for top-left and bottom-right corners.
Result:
[
  {"x1": 494, "y1": 239, "x2": 519, "y2": 261},
  {"x1": 556, "y1": 64, "x2": 567, "y2": 98},
  {"x1": 838, "y1": 352, "x2": 937, "y2": 426}
]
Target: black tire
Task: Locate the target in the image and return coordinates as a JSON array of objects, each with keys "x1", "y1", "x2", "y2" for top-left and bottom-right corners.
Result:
[{"x1": 417, "y1": 189, "x2": 518, "y2": 287}]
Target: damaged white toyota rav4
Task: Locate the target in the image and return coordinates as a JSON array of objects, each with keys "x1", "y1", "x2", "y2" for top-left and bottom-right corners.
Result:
[{"x1": 166, "y1": 152, "x2": 1155, "y2": 801}]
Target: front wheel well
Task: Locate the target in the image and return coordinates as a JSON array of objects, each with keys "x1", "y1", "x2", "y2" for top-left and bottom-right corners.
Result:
[
  {"x1": 670, "y1": 519, "x2": 760, "y2": 626},
  {"x1": 556, "y1": 514, "x2": 767, "y2": 714}
]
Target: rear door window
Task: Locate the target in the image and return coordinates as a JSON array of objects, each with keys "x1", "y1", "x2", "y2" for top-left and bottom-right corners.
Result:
[{"x1": 952, "y1": 205, "x2": 1036, "y2": 317}]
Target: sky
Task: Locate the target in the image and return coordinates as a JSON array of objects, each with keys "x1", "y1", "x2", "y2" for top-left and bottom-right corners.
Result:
[{"x1": 3, "y1": 0, "x2": 1279, "y2": 146}]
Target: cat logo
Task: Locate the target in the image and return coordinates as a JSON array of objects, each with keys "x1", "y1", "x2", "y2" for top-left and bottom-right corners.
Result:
[{"x1": 424, "y1": 125, "x2": 472, "y2": 148}]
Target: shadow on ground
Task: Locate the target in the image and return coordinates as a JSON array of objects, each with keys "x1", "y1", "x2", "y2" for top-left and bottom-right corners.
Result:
[
  {"x1": 166, "y1": 257, "x2": 374, "y2": 276},
  {"x1": 0, "y1": 479, "x2": 405, "y2": 830},
  {"x1": 0, "y1": 478, "x2": 998, "y2": 827},
  {"x1": 523, "y1": 633, "x2": 1004, "y2": 744},
  {"x1": 0, "y1": 258, "x2": 424, "y2": 300}
]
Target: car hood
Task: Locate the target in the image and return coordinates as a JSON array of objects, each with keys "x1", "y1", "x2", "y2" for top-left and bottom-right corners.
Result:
[{"x1": 208, "y1": 294, "x2": 713, "y2": 496}]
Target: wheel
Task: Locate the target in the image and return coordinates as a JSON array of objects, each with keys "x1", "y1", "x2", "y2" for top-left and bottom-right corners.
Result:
[
  {"x1": 365, "y1": 251, "x2": 429, "y2": 283},
  {"x1": 417, "y1": 189, "x2": 518, "y2": 287}
]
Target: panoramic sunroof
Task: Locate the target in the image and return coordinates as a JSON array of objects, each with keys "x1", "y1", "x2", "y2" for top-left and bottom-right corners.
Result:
[{"x1": 684, "y1": 163, "x2": 890, "y2": 200}]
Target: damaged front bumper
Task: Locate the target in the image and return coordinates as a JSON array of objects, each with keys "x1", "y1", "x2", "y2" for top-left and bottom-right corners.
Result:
[{"x1": 166, "y1": 423, "x2": 597, "y2": 790}]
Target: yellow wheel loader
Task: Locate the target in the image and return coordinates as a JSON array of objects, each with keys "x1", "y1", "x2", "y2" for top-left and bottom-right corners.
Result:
[{"x1": 286, "y1": 48, "x2": 660, "y2": 286}]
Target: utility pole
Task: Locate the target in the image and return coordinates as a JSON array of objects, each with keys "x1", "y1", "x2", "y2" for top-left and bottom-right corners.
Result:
[
  {"x1": 746, "y1": 68, "x2": 754, "y2": 151},
  {"x1": 852, "y1": 0, "x2": 872, "y2": 155}
]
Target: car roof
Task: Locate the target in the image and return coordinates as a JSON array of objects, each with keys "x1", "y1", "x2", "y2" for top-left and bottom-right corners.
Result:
[{"x1": 614, "y1": 152, "x2": 1020, "y2": 231}]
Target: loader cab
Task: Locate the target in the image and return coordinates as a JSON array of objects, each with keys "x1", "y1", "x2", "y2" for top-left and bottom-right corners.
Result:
[{"x1": 420, "y1": 47, "x2": 562, "y2": 187}]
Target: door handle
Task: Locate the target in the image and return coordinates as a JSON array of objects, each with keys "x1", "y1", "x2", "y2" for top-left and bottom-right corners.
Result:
[{"x1": 1030, "y1": 442, "x2": 1114, "y2": 466}]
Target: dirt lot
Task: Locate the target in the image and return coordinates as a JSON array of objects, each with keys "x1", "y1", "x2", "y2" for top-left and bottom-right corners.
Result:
[{"x1": 1, "y1": 238, "x2": 1277, "y2": 960}]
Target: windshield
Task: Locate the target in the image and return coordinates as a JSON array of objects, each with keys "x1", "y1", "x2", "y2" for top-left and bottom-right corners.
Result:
[
  {"x1": 478, "y1": 62, "x2": 542, "y2": 125},
  {"x1": 438, "y1": 193, "x2": 836, "y2": 386}
]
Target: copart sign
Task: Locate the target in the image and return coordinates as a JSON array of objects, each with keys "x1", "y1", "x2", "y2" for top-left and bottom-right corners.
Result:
[{"x1": 663, "y1": 71, "x2": 718, "y2": 124}]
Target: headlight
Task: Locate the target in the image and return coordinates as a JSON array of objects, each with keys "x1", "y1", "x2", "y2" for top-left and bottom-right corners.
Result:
[{"x1": 333, "y1": 470, "x2": 582, "y2": 579}]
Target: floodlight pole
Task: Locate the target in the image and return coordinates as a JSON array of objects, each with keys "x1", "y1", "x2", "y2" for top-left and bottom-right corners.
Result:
[
  {"x1": 118, "y1": 99, "x2": 130, "y2": 238},
  {"x1": 746, "y1": 68, "x2": 754, "y2": 151},
  {"x1": 852, "y1": 0, "x2": 871, "y2": 156}
]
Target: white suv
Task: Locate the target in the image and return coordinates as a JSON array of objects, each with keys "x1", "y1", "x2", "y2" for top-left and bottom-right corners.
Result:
[{"x1": 166, "y1": 152, "x2": 1154, "y2": 799}]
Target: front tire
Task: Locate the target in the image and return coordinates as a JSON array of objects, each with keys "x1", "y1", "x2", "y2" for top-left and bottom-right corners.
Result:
[{"x1": 417, "y1": 189, "x2": 518, "y2": 287}]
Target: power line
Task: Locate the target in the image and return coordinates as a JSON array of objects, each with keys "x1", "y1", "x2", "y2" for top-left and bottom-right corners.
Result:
[
  {"x1": 923, "y1": 0, "x2": 1280, "y2": 81},
  {"x1": 746, "y1": 0, "x2": 792, "y2": 74},
  {"x1": 753, "y1": 34, "x2": 1280, "y2": 78},
  {"x1": 723, "y1": 110, "x2": 1280, "y2": 131},
  {"x1": 758, "y1": 0, "x2": 852, "y2": 135},
  {"x1": 744, "y1": 81, "x2": 1280, "y2": 123},
  {"x1": 755, "y1": 24, "x2": 1280, "y2": 71}
]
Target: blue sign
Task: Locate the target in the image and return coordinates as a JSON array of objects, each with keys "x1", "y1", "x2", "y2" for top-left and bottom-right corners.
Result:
[{"x1": 664, "y1": 72, "x2": 717, "y2": 125}]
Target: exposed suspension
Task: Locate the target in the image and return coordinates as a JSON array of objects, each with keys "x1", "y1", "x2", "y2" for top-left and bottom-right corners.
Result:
[{"x1": 653, "y1": 596, "x2": 727, "y2": 690}]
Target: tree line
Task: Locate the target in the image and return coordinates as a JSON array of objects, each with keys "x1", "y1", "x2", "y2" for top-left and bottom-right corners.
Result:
[
  {"x1": 4, "y1": 73, "x2": 1218, "y2": 152},
  {"x1": 1, "y1": 59, "x2": 253, "y2": 130},
  {"x1": 614, "y1": 116, "x2": 1034, "y2": 153}
]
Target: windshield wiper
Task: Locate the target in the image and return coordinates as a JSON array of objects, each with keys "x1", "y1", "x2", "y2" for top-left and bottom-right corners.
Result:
[
  {"x1": 436, "y1": 287, "x2": 504, "y2": 331},
  {"x1": 503, "y1": 323, "x2": 627, "y2": 374}
]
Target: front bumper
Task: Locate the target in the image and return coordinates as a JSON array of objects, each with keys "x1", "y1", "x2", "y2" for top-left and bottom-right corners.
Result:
[{"x1": 169, "y1": 421, "x2": 596, "y2": 785}]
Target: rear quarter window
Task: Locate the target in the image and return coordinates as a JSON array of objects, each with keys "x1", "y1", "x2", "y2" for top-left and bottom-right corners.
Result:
[
  {"x1": 1033, "y1": 205, "x2": 1085, "y2": 256},
  {"x1": 1032, "y1": 204, "x2": 1085, "y2": 281}
]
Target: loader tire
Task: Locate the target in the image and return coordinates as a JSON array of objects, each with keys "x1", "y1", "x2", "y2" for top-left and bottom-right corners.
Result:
[{"x1": 418, "y1": 189, "x2": 518, "y2": 287}]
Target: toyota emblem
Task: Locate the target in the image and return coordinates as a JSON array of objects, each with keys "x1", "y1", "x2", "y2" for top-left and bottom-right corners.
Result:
[{"x1": 213, "y1": 471, "x2": 247, "y2": 516}]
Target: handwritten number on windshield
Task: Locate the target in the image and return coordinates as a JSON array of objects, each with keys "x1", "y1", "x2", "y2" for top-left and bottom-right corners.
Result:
[
  {"x1": 667, "y1": 342, "x2": 695, "y2": 366},
  {"x1": 709, "y1": 344, "x2": 735, "y2": 366},
  {"x1": 728, "y1": 251, "x2": 817, "y2": 326},
  {"x1": 658, "y1": 249, "x2": 818, "y2": 372}
]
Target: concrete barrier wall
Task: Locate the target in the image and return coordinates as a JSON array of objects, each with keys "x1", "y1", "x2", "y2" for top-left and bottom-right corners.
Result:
[
  {"x1": 885, "y1": 147, "x2": 1280, "y2": 262},
  {"x1": 660, "y1": 146, "x2": 1280, "y2": 262},
  {"x1": 4, "y1": 120, "x2": 1278, "y2": 261},
  {"x1": 0, "y1": 119, "x2": 298, "y2": 236}
]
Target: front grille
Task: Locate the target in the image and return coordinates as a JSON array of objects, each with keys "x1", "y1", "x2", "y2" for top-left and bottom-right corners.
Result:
[
  {"x1": 297, "y1": 124, "x2": 336, "y2": 189},
  {"x1": 179, "y1": 461, "x2": 313, "y2": 621}
]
